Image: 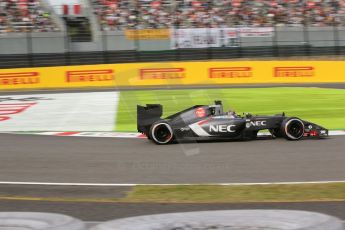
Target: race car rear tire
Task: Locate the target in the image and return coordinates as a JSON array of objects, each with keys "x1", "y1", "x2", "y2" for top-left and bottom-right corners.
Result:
[
  {"x1": 149, "y1": 121, "x2": 174, "y2": 145},
  {"x1": 281, "y1": 118, "x2": 305, "y2": 141}
]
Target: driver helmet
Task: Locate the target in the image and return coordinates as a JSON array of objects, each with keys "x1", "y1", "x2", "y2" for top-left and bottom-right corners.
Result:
[{"x1": 227, "y1": 110, "x2": 237, "y2": 118}]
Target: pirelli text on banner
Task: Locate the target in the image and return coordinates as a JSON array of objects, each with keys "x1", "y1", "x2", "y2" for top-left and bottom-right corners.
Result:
[
  {"x1": 209, "y1": 67, "x2": 253, "y2": 78},
  {"x1": 66, "y1": 69, "x2": 115, "y2": 83},
  {"x1": 140, "y1": 68, "x2": 186, "y2": 80},
  {"x1": 274, "y1": 67, "x2": 315, "y2": 78},
  {"x1": 0, "y1": 72, "x2": 40, "y2": 86},
  {"x1": 125, "y1": 29, "x2": 170, "y2": 40}
]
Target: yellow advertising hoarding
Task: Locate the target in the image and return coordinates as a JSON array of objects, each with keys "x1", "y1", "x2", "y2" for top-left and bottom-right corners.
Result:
[
  {"x1": 0, "y1": 61, "x2": 345, "y2": 90},
  {"x1": 124, "y1": 29, "x2": 170, "y2": 40}
]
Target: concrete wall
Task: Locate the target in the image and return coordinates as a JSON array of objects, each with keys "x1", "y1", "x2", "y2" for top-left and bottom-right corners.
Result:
[
  {"x1": 275, "y1": 27, "x2": 305, "y2": 46},
  {"x1": 98, "y1": 31, "x2": 170, "y2": 51},
  {"x1": 97, "y1": 26, "x2": 345, "y2": 51},
  {"x1": 1, "y1": 27, "x2": 345, "y2": 55},
  {"x1": 0, "y1": 32, "x2": 66, "y2": 55}
]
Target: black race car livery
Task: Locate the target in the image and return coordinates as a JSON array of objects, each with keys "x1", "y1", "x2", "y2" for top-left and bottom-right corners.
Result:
[{"x1": 137, "y1": 101, "x2": 328, "y2": 145}]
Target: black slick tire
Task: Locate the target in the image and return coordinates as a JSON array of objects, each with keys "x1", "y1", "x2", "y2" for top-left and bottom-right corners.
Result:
[
  {"x1": 149, "y1": 121, "x2": 174, "y2": 145},
  {"x1": 281, "y1": 117, "x2": 305, "y2": 141}
]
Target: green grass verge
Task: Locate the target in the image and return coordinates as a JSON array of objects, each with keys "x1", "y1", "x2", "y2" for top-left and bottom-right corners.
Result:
[
  {"x1": 123, "y1": 183, "x2": 345, "y2": 203},
  {"x1": 115, "y1": 87, "x2": 345, "y2": 132},
  {"x1": 1, "y1": 183, "x2": 344, "y2": 203}
]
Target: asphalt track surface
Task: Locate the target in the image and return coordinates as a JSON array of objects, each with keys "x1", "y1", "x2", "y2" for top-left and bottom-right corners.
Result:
[
  {"x1": 1, "y1": 133, "x2": 345, "y2": 184},
  {"x1": 0, "y1": 85, "x2": 345, "y2": 221},
  {"x1": 0, "y1": 133, "x2": 344, "y2": 221}
]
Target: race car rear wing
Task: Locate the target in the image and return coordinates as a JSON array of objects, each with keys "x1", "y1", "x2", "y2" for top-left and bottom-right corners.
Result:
[{"x1": 137, "y1": 104, "x2": 163, "y2": 134}]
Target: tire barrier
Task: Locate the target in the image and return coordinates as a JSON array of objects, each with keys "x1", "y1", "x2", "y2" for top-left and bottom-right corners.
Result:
[
  {"x1": 91, "y1": 210, "x2": 345, "y2": 230},
  {"x1": 0, "y1": 212, "x2": 86, "y2": 230}
]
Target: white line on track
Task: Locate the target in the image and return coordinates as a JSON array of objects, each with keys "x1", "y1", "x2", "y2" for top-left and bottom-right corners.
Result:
[{"x1": 0, "y1": 180, "x2": 345, "y2": 187}]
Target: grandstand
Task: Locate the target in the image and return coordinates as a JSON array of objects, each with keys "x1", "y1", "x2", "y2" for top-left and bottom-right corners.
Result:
[
  {"x1": 91, "y1": 0, "x2": 345, "y2": 30},
  {"x1": 1, "y1": 0, "x2": 345, "y2": 33},
  {"x1": 1, "y1": 0, "x2": 345, "y2": 68},
  {"x1": 0, "y1": 0, "x2": 60, "y2": 33}
]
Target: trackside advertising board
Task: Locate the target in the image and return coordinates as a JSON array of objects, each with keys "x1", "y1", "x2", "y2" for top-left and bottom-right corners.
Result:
[
  {"x1": 0, "y1": 61, "x2": 345, "y2": 90},
  {"x1": 171, "y1": 28, "x2": 274, "y2": 49}
]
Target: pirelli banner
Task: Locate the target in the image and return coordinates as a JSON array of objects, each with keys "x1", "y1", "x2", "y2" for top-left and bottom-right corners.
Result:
[{"x1": 1, "y1": 61, "x2": 345, "y2": 90}]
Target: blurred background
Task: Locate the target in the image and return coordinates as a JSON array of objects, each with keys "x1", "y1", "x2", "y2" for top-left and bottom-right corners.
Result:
[{"x1": 1, "y1": 0, "x2": 345, "y2": 68}]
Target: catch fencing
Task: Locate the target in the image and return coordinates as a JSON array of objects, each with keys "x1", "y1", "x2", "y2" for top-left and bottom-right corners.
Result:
[{"x1": 1, "y1": 26, "x2": 345, "y2": 68}]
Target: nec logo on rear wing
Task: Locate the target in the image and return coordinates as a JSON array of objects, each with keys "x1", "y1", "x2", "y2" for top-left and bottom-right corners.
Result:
[
  {"x1": 274, "y1": 67, "x2": 314, "y2": 77},
  {"x1": 66, "y1": 70, "x2": 115, "y2": 82},
  {"x1": 0, "y1": 72, "x2": 40, "y2": 85}
]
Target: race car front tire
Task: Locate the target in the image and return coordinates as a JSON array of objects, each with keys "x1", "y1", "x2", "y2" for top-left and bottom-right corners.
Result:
[
  {"x1": 149, "y1": 121, "x2": 174, "y2": 145},
  {"x1": 281, "y1": 117, "x2": 305, "y2": 141}
]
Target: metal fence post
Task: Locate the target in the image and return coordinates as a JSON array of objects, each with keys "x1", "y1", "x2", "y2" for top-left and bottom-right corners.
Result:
[
  {"x1": 64, "y1": 29, "x2": 71, "y2": 65},
  {"x1": 273, "y1": 26, "x2": 279, "y2": 57},
  {"x1": 102, "y1": 30, "x2": 109, "y2": 63},
  {"x1": 238, "y1": 29, "x2": 243, "y2": 58},
  {"x1": 27, "y1": 31, "x2": 34, "y2": 67},
  {"x1": 303, "y1": 25, "x2": 310, "y2": 56},
  {"x1": 333, "y1": 25, "x2": 340, "y2": 55}
]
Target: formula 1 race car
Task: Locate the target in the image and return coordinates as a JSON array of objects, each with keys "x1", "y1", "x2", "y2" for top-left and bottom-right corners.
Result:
[{"x1": 137, "y1": 101, "x2": 328, "y2": 145}]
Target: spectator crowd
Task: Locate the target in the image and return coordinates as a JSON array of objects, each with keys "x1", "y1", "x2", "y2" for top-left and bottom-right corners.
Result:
[
  {"x1": 92, "y1": 0, "x2": 345, "y2": 30},
  {"x1": 1, "y1": 0, "x2": 345, "y2": 33},
  {"x1": 0, "y1": 0, "x2": 59, "y2": 33}
]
